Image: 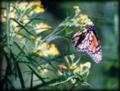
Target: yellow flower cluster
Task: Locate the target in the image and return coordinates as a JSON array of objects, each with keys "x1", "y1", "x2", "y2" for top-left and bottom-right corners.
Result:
[
  {"x1": 71, "y1": 14, "x2": 93, "y2": 26},
  {"x1": 58, "y1": 61, "x2": 91, "y2": 72},
  {"x1": 33, "y1": 42, "x2": 59, "y2": 57},
  {"x1": 74, "y1": 62, "x2": 91, "y2": 73},
  {"x1": 32, "y1": 1, "x2": 45, "y2": 13},
  {"x1": 17, "y1": 1, "x2": 45, "y2": 13},
  {"x1": 37, "y1": 66, "x2": 48, "y2": 73},
  {"x1": 60, "y1": 6, "x2": 93, "y2": 27},
  {"x1": 22, "y1": 15, "x2": 29, "y2": 24},
  {"x1": 2, "y1": 1, "x2": 45, "y2": 22},
  {"x1": 2, "y1": 1, "x2": 46, "y2": 39},
  {"x1": 35, "y1": 23, "x2": 51, "y2": 34},
  {"x1": 17, "y1": 2, "x2": 28, "y2": 10}
]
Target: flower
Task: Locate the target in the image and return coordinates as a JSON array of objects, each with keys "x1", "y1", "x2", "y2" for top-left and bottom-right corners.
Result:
[
  {"x1": 32, "y1": 1, "x2": 45, "y2": 13},
  {"x1": 10, "y1": 4, "x2": 14, "y2": 11},
  {"x1": 49, "y1": 44, "x2": 59, "y2": 56},
  {"x1": 71, "y1": 14, "x2": 93, "y2": 26},
  {"x1": 33, "y1": 6, "x2": 45, "y2": 13},
  {"x1": 9, "y1": 4, "x2": 16, "y2": 19},
  {"x1": 60, "y1": 6, "x2": 94, "y2": 28},
  {"x1": 14, "y1": 26, "x2": 20, "y2": 33},
  {"x1": 58, "y1": 64, "x2": 67, "y2": 70},
  {"x1": 10, "y1": 11, "x2": 15, "y2": 19},
  {"x1": 22, "y1": 15, "x2": 29, "y2": 24},
  {"x1": 34, "y1": 23, "x2": 51, "y2": 34},
  {"x1": 16, "y1": 34, "x2": 23, "y2": 39},
  {"x1": 10, "y1": 20, "x2": 18, "y2": 28},
  {"x1": 74, "y1": 62, "x2": 91, "y2": 73},
  {"x1": 17, "y1": 2, "x2": 28, "y2": 10},
  {"x1": 33, "y1": 42, "x2": 59, "y2": 57}
]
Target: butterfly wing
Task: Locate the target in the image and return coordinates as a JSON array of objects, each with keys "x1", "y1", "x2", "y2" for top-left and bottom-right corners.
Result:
[
  {"x1": 85, "y1": 30, "x2": 102, "y2": 63},
  {"x1": 72, "y1": 26, "x2": 102, "y2": 63}
]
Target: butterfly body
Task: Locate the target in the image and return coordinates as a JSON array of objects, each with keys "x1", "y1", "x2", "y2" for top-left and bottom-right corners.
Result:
[{"x1": 71, "y1": 25, "x2": 102, "y2": 63}]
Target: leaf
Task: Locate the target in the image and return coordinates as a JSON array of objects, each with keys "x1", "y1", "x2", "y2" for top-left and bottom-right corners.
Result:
[
  {"x1": 27, "y1": 65, "x2": 46, "y2": 84},
  {"x1": 10, "y1": 51, "x2": 25, "y2": 89},
  {"x1": 32, "y1": 77, "x2": 61, "y2": 89},
  {"x1": 10, "y1": 18, "x2": 35, "y2": 36},
  {"x1": 30, "y1": 72, "x2": 33, "y2": 89},
  {"x1": 16, "y1": 62, "x2": 25, "y2": 89},
  {"x1": 14, "y1": 41, "x2": 25, "y2": 54}
]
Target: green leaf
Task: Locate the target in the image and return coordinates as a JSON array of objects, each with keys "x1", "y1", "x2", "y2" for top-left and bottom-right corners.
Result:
[
  {"x1": 10, "y1": 51, "x2": 25, "y2": 89},
  {"x1": 30, "y1": 72, "x2": 33, "y2": 89},
  {"x1": 14, "y1": 41, "x2": 25, "y2": 54},
  {"x1": 10, "y1": 18, "x2": 35, "y2": 36},
  {"x1": 27, "y1": 65, "x2": 46, "y2": 84}
]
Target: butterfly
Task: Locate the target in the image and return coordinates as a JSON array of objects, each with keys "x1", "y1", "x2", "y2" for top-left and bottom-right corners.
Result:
[{"x1": 71, "y1": 25, "x2": 102, "y2": 63}]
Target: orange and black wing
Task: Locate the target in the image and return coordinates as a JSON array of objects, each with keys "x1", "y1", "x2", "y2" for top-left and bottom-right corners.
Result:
[{"x1": 71, "y1": 25, "x2": 102, "y2": 63}]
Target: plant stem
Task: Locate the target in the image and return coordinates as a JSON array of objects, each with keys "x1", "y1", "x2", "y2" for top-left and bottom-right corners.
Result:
[{"x1": 6, "y1": 1, "x2": 10, "y2": 50}]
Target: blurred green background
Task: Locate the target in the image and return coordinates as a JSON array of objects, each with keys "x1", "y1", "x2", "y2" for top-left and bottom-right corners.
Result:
[{"x1": 41, "y1": 1, "x2": 119, "y2": 89}]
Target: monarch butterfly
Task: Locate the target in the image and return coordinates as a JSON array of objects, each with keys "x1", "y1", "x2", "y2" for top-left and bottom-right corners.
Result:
[{"x1": 71, "y1": 25, "x2": 102, "y2": 63}]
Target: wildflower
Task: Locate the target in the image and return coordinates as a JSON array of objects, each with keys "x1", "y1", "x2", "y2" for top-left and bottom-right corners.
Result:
[
  {"x1": 60, "y1": 6, "x2": 93, "y2": 28},
  {"x1": 29, "y1": 11, "x2": 34, "y2": 16},
  {"x1": 41, "y1": 42, "x2": 49, "y2": 50},
  {"x1": 17, "y1": 2, "x2": 28, "y2": 10},
  {"x1": 71, "y1": 14, "x2": 93, "y2": 26},
  {"x1": 42, "y1": 43, "x2": 59, "y2": 56},
  {"x1": 42, "y1": 49, "x2": 50, "y2": 57},
  {"x1": 10, "y1": 4, "x2": 14, "y2": 11},
  {"x1": 33, "y1": 5, "x2": 45, "y2": 13},
  {"x1": 16, "y1": 34, "x2": 23, "y2": 39},
  {"x1": 69, "y1": 64, "x2": 77, "y2": 70},
  {"x1": 33, "y1": 42, "x2": 59, "y2": 57},
  {"x1": 14, "y1": 26, "x2": 20, "y2": 33},
  {"x1": 79, "y1": 14, "x2": 93, "y2": 25},
  {"x1": 43, "y1": 69, "x2": 48, "y2": 73},
  {"x1": 74, "y1": 62, "x2": 91, "y2": 73},
  {"x1": 33, "y1": 1, "x2": 45, "y2": 13},
  {"x1": 49, "y1": 44, "x2": 59, "y2": 56},
  {"x1": 22, "y1": 15, "x2": 29, "y2": 24},
  {"x1": 37, "y1": 66, "x2": 48, "y2": 75},
  {"x1": 37, "y1": 66, "x2": 42, "y2": 70},
  {"x1": 10, "y1": 11, "x2": 15, "y2": 18},
  {"x1": 71, "y1": 79, "x2": 76, "y2": 84},
  {"x1": 35, "y1": 23, "x2": 51, "y2": 34},
  {"x1": 9, "y1": 4, "x2": 16, "y2": 19},
  {"x1": 58, "y1": 64, "x2": 67, "y2": 70},
  {"x1": 10, "y1": 20, "x2": 18, "y2": 28}
]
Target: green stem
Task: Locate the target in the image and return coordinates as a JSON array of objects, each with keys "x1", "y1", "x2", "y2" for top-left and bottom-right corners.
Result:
[
  {"x1": 6, "y1": 1, "x2": 10, "y2": 49},
  {"x1": 49, "y1": 75, "x2": 77, "y2": 86},
  {"x1": 44, "y1": 26, "x2": 69, "y2": 42}
]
